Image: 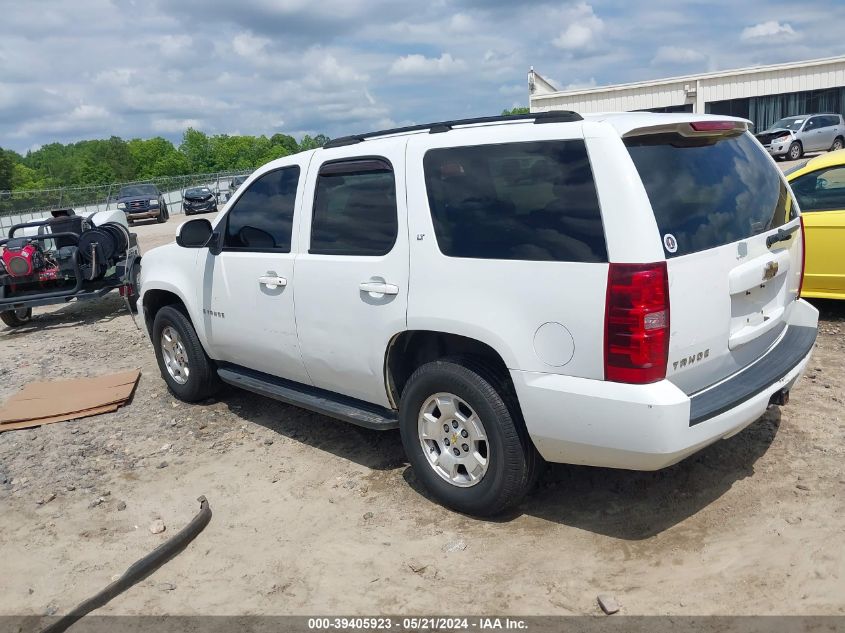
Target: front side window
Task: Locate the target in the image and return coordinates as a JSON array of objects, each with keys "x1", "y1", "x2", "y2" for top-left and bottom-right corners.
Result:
[
  {"x1": 804, "y1": 118, "x2": 819, "y2": 131},
  {"x1": 224, "y1": 166, "x2": 300, "y2": 251},
  {"x1": 791, "y1": 166, "x2": 845, "y2": 212},
  {"x1": 422, "y1": 140, "x2": 607, "y2": 262},
  {"x1": 310, "y1": 159, "x2": 397, "y2": 256}
]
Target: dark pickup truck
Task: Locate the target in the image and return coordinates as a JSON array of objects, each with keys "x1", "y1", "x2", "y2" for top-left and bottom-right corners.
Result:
[{"x1": 116, "y1": 184, "x2": 169, "y2": 225}]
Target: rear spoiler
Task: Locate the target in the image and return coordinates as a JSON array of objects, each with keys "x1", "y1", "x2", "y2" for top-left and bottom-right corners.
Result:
[{"x1": 623, "y1": 120, "x2": 748, "y2": 139}]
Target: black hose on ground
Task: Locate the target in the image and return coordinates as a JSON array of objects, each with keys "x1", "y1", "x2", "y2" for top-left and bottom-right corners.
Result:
[{"x1": 41, "y1": 496, "x2": 212, "y2": 633}]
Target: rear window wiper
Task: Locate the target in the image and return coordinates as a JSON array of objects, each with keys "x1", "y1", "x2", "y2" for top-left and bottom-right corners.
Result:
[{"x1": 766, "y1": 224, "x2": 799, "y2": 248}]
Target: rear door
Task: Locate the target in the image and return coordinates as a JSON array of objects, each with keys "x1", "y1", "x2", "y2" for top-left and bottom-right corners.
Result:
[
  {"x1": 803, "y1": 116, "x2": 826, "y2": 152},
  {"x1": 790, "y1": 163, "x2": 845, "y2": 296},
  {"x1": 625, "y1": 126, "x2": 803, "y2": 394},
  {"x1": 294, "y1": 139, "x2": 409, "y2": 407}
]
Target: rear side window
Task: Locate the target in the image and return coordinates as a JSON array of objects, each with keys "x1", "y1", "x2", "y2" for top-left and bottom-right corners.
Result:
[
  {"x1": 423, "y1": 141, "x2": 607, "y2": 262},
  {"x1": 224, "y1": 166, "x2": 300, "y2": 251},
  {"x1": 310, "y1": 159, "x2": 397, "y2": 256},
  {"x1": 626, "y1": 132, "x2": 794, "y2": 258}
]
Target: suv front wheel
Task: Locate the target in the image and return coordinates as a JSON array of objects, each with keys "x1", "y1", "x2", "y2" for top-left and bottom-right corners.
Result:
[
  {"x1": 399, "y1": 359, "x2": 541, "y2": 516},
  {"x1": 152, "y1": 305, "x2": 220, "y2": 402}
]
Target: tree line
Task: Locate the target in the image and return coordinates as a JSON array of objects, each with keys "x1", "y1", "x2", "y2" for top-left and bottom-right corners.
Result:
[
  {"x1": 1, "y1": 106, "x2": 532, "y2": 192},
  {"x1": 0, "y1": 129, "x2": 330, "y2": 192}
]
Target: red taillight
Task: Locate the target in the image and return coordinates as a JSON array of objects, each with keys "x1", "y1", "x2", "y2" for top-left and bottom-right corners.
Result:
[
  {"x1": 689, "y1": 121, "x2": 737, "y2": 132},
  {"x1": 798, "y1": 216, "x2": 806, "y2": 297},
  {"x1": 604, "y1": 262, "x2": 670, "y2": 384}
]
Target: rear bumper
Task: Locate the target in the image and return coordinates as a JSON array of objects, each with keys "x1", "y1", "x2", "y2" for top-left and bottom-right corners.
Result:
[{"x1": 513, "y1": 299, "x2": 819, "y2": 471}]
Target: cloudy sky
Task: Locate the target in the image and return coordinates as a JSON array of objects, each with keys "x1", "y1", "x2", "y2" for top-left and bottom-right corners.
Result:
[{"x1": 1, "y1": 0, "x2": 844, "y2": 152}]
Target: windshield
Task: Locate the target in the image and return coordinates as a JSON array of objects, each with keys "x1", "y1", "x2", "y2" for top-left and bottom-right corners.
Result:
[
  {"x1": 119, "y1": 184, "x2": 158, "y2": 197},
  {"x1": 186, "y1": 187, "x2": 211, "y2": 196},
  {"x1": 770, "y1": 117, "x2": 805, "y2": 131},
  {"x1": 626, "y1": 131, "x2": 795, "y2": 258}
]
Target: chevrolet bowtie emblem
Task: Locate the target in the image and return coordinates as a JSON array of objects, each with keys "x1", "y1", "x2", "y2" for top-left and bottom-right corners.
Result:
[{"x1": 762, "y1": 261, "x2": 778, "y2": 281}]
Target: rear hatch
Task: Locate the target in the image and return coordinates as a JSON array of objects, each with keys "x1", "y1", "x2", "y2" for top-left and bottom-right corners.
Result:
[{"x1": 625, "y1": 123, "x2": 802, "y2": 394}]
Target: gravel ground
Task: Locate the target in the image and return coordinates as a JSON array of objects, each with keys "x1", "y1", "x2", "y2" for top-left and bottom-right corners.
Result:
[{"x1": 1, "y1": 196, "x2": 844, "y2": 618}]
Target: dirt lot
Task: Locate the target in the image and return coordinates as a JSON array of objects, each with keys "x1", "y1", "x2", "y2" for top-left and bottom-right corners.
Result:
[{"x1": 1, "y1": 205, "x2": 844, "y2": 618}]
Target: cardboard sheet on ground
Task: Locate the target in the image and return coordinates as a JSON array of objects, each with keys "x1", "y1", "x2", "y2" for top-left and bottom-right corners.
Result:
[{"x1": 0, "y1": 370, "x2": 140, "y2": 432}]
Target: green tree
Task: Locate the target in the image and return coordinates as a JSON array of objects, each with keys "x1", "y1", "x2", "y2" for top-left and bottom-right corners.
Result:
[
  {"x1": 0, "y1": 149, "x2": 15, "y2": 190},
  {"x1": 5, "y1": 125, "x2": 330, "y2": 191},
  {"x1": 11, "y1": 163, "x2": 52, "y2": 190},
  {"x1": 502, "y1": 106, "x2": 530, "y2": 115},
  {"x1": 270, "y1": 133, "x2": 299, "y2": 154},
  {"x1": 179, "y1": 128, "x2": 212, "y2": 173}
]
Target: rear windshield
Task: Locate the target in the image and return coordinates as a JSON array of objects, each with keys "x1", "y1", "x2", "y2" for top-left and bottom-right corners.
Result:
[
  {"x1": 626, "y1": 132, "x2": 795, "y2": 258},
  {"x1": 423, "y1": 140, "x2": 607, "y2": 262}
]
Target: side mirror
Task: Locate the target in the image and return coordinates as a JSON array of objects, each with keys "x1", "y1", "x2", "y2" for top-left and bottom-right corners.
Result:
[{"x1": 176, "y1": 219, "x2": 213, "y2": 248}]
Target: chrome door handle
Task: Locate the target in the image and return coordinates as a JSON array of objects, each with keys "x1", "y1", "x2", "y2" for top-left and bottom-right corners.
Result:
[
  {"x1": 258, "y1": 275, "x2": 287, "y2": 289},
  {"x1": 359, "y1": 281, "x2": 399, "y2": 295}
]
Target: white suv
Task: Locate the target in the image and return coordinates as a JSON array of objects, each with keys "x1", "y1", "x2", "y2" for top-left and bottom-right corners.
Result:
[{"x1": 139, "y1": 112, "x2": 819, "y2": 516}]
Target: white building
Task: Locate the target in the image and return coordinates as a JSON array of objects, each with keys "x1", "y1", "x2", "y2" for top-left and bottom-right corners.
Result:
[{"x1": 529, "y1": 55, "x2": 845, "y2": 131}]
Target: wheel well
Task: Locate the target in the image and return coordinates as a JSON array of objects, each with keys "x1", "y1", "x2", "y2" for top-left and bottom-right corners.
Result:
[
  {"x1": 142, "y1": 289, "x2": 185, "y2": 332},
  {"x1": 386, "y1": 331, "x2": 512, "y2": 406}
]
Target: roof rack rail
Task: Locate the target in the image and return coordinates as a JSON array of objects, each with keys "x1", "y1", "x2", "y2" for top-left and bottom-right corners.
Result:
[{"x1": 322, "y1": 111, "x2": 582, "y2": 149}]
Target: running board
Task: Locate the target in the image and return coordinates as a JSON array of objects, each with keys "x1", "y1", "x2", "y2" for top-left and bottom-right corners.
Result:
[{"x1": 217, "y1": 365, "x2": 399, "y2": 431}]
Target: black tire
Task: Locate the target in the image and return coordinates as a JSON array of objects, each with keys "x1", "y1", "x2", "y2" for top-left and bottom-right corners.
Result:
[
  {"x1": 0, "y1": 307, "x2": 32, "y2": 328},
  {"x1": 788, "y1": 141, "x2": 803, "y2": 161},
  {"x1": 156, "y1": 207, "x2": 167, "y2": 223},
  {"x1": 831, "y1": 136, "x2": 844, "y2": 152},
  {"x1": 152, "y1": 305, "x2": 220, "y2": 402},
  {"x1": 399, "y1": 359, "x2": 541, "y2": 516}
]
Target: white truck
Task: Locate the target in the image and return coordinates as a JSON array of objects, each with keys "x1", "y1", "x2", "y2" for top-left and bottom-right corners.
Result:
[{"x1": 138, "y1": 112, "x2": 818, "y2": 516}]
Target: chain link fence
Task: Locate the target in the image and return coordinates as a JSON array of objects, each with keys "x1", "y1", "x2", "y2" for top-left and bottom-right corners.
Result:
[{"x1": 0, "y1": 170, "x2": 253, "y2": 236}]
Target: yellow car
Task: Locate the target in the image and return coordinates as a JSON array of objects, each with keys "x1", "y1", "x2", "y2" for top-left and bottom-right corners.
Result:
[{"x1": 786, "y1": 150, "x2": 845, "y2": 299}]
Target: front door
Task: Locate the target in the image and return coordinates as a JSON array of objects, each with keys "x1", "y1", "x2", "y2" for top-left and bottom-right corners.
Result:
[
  {"x1": 200, "y1": 163, "x2": 312, "y2": 385},
  {"x1": 294, "y1": 139, "x2": 409, "y2": 407}
]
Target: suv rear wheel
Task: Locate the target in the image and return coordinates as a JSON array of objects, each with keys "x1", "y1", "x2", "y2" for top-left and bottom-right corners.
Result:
[
  {"x1": 399, "y1": 359, "x2": 541, "y2": 516},
  {"x1": 152, "y1": 305, "x2": 220, "y2": 402},
  {"x1": 831, "y1": 137, "x2": 844, "y2": 152}
]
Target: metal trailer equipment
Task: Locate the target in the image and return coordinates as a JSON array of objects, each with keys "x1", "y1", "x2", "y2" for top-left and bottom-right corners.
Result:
[{"x1": 0, "y1": 208, "x2": 141, "y2": 327}]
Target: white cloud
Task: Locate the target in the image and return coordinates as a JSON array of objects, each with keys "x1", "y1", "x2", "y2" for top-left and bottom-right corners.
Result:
[
  {"x1": 741, "y1": 21, "x2": 797, "y2": 40},
  {"x1": 651, "y1": 46, "x2": 706, "y2": 65},
  {"x1": 94, "y1": 68, "x2": 135, "y2": 86},
  {"x1": 389, "y1": 53, "x2": 465, "y2": 76},
  {"x1": 552, "y1": 3, "x2": 604, "y2": 51},
  {"x1": 159, "y1": 34, "x2": 192, "y2": 56},
  {"x1": 449, "y1": 13, "x2": 473, "y2": 33},
  {"x1": 562, "y1": 78, "x2": 597, "y2": 90},
  {"x1": 152, "y1": 118, "x2": 202, "y2": 133},
  {"x1": 232, "y1": 32, "x2": 270, "y2": 58}
]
